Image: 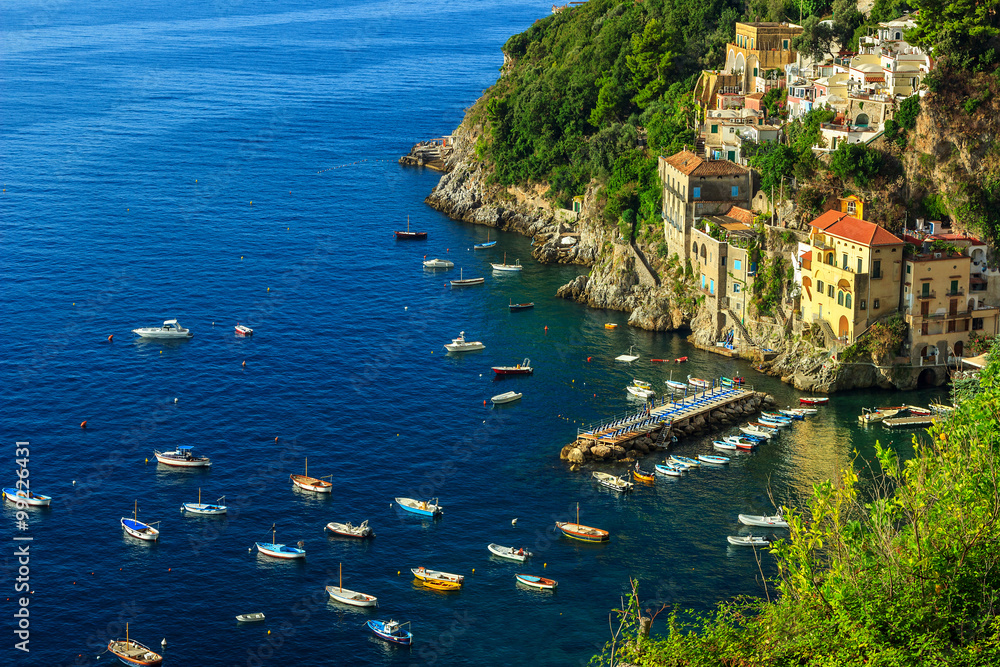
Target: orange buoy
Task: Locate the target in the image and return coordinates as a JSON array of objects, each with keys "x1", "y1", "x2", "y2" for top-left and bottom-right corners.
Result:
[
  {"x1": 587, "y1": 356, "x2": 592, "y2": 362},
  {"x1": 80, "y1": 421, "x2": 87, "y2": 428},
  {"x1": 544, "y1": 326, "x2": 548, "y2": 331},
  {"x1": 242, "y1": 361, "x2": 246, "y2": 367},
  {"x1": 107, "y1": 334, "x2": 113, "y2": 342},
  {"x1": 274, "y1": 437, "x2": 279, "y2": 442},
  {"x1": 483, "y1": 400, "x2": 487, "y2": 406}
]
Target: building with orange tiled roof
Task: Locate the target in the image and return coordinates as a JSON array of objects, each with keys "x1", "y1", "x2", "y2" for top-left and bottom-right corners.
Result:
[{"x1": 801, "y1": 210, "x2": 905, "y2": 342}]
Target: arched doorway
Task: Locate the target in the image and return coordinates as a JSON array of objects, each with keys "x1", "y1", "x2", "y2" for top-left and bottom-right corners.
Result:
[
  {"x1": 856, "y1": 113, "x2": 870, "y2": 127},
  {"x1": 917, "y1": 368, "x2": 937, "y2": 388},
  {"x1": 838, "y1": 315, "x2": 849, "y2": 339},
  {"x1": 954, "y1": 341, "x2": 964, "y2": 357}
]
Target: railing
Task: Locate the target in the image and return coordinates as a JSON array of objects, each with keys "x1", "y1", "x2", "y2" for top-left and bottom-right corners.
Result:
[
  {"x1": 946, "y1": 289, "x2": 965, "y2": 297},
  {"x1": 916, "y1": 290, "x2": 936, "y2": 299}
]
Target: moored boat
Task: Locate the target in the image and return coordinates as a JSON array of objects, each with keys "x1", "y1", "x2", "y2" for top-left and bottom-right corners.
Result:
[
  {"x1": 664, "y1": 379, "x2": 688, "y2": 391},
  {"x1": 687, "y1": 375, "x2": 712, "y2": 388},
  {"x1": 444, "y1": 330, "x2": 485, "y2": 352},
  {"x1": 423, "y1": 258, "x2": 453, "y2": 269},
  {"x1": 395, "y1": 216, "x2": 427, "y2": 239},
  {"x1": 235, "y1": 612, "x2": 265, "y2": 622},
  {"x1": 181, "y1": 488, "x2": 227, "y2": 515},
  {"x1": 720, "y1": 376, "x2": 744, "y2": 387},
  {"x1": 326, "y1": 563, "x2": 378, "y2": 607},
  {"x1": 626, "y1": 384, "x2": 656, "y2": 399},
  {"x1": 604, "y1": 323, "x2": 618, "y2": 329},
  {"x1": 154, "y1": 445, "x2": 211, "y2": 468},
  {"x1": 738, "y1": 512, "x2": 789, "y2": 528},
  {"x1": 492, "y1": 358, "x2": 532, "y2": 375},
  {"x1": 669, "y1": 455, "x2": 701, "y2": 467},
  {"x1": 799, "y1": 396, "x2": 829, "y2": 405},
  {"x1": 411, "y1": 567, "x2": 464, "y2": 586},
  {"x1": 491, "y1": 253, "x2": 522, "y2": 271},
  {"x1": 367, "y1": 619, "x2": 412, "y2": 645},
  {"x1": 235, "y1": 323, "x2": 253, "y2": 336},
  {"x1": 395, "y1": 497, "x2": 442, "y2": 517},
  {"x1": 675, "y1": 356, "x2": 688, "y2": 363},
  {"x1": 473, "y1": 230, "x2": 496, "y2": 249},
  {"x1": 727, "y1": 534, "x2": 770, "y2": 547},
  {"x1": 740, "y1": 426, "x2": 774, "y2": 439},
  {"x1": 592, "y1": 471, "x2": 633, "y2": 492},
  {"x1": 488, "y1": 543, "x2": 532, "y2": 562},
  {"x1": 654, "y1": 463, "x2": 684, "y2": 477},
  {"x1": 449, "y1": 268, "x2": 484, "y2": 286},
  {"x1": 723, "y1": 436, "x2": 758, "y2": 450},
  {"x1": 632, "y1": 466, "x2": 655, "y2": 483},
  {"x1": 491, "y1": 391, "x2": 522, "y2": 404},
  {"x1": 121, "y1": 501, "x2": 159, "y2": 542},
  {"x1": 515, "y1": 574, "x2": 557, "y2": 590},
  {"x1": 132, "y1": 319, "x2": 193, "y2": 339},
  {"x1": 2, "y1": 488, "x2": 52, "y2": 506},
  {"x1": 325, "y1": 519, "x2": 374, "y2": 538},
  {"x1": 290, "y1": 458, "x2": 332, "y2": 493},
  {"x1": 509, "y1": 301, "x2": 534, "y2": 311},
  {"x1": 555, "y1": 503, "x2": 609, "y2": 542},
  {"x1": 778, "y1": 409, "x2": 806, "y2": 419},
  {"x1": 713, "y1": 440, "x2": 737, "y2": 451},
  {"x1": 253, "y1": 524, "x2": 305, "y2": 559},
  {"x1": 698, "y1": 454, "x2": 730, "y2": 465},
  {"x1": 107, "y1": 624, "x2": 162, "y2": 666}
]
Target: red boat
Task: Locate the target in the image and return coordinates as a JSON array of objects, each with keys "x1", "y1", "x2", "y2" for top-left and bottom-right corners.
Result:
[
  {"x1": 394, "y1": 216, "x2": 427, "y2": 240},
  {"x1": 492, "y1": 358, "x2": 533, "y2": 375},
  {"x1": 675, "y1": 357, "x2": 688, "y2": 363},
  {"x1": 799, "y1": 397, "x2": 829, "y2": 405},
  {"x1": 650, "y1": 359, "x2": 666, "y2": 363}
]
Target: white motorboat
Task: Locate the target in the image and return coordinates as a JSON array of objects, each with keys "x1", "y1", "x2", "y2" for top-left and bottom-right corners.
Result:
[
  {"x1": 235, "y1": 323, "x2": 254, "y2": 336},
  {"x1": 491, "y1": 391, "x2": 522, "y2": 404},
  {"x1": 738, "y1": 513, "x2": 789, "y2": 528},
  {"x1": 487, "y1": 543, "x2": 532, "y2": 562},
  {"x1": 444, "y1": 331, "x2": 485, "y2": 352},
  {"x1": 235, "y1": 612, "x2": 265, "y2": 622},
  {"x1": 154, "y1": 445, "x2": 212, "y2": 467},
  {"x1": 727, "y1": 534, "x2": 770, "y2": 547},
  {"x1": 740, "y1": 425, "x2": 774, "y2": 439},
  {"x1": 592, "y1": 471, "x2": 633, "y2": 492},
  {"x1": 626, "y1": 384, "x2": 656, "y2": 399},
  {"x1": 132, "y1": 319, "x2": 193, "y2": 339},
  {"x1": 325, "y1": 520, "x2": 374, "y2": 538},
  {"x1": 423, "y1": 258, "x2": 454, "y2": 269},
  {"x1": 491, "y1": 253, "x2": 522, "y2": 272}
]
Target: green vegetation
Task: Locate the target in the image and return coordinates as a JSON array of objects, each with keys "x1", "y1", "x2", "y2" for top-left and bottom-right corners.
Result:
[
  {"x1": 750, "y1": 254, "x2": 787, "y2": 317},
  {"x1": 829, "y1": 142, "x2": 884, "y2": 188},
  {"x1": 594, "y1": 339, "x2": 1000, "y2": 666},
  {"x1": 909, "y1": 0, "x2": 1000, "y2": 72},
  {"x1": 839, "y1": 314, "x2": 907, "y2": 363},
  {"x1": 884, "y1": 95, "x2": 920, "y2": 149}
]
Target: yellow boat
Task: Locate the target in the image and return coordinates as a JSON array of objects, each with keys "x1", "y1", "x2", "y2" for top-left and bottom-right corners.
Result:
[
  {"x1": 605, "y1": 323, "x2": 618, "y2": 329},
  {"x1": 417, "y1": 578, "x2": 462, "y2": 591},
  {"x1": 632, "y1": 468, "x2": 655, "y2": 484}
]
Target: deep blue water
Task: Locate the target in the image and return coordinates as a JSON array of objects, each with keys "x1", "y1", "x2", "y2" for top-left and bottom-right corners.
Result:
[{"x1": 0, "y1": 2, "x2": 948, "y2": 665}]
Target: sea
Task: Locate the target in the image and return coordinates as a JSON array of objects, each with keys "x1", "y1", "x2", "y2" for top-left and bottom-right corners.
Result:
[{"x1": 0, "y1": 1, "x2": 948, "y2": 665}]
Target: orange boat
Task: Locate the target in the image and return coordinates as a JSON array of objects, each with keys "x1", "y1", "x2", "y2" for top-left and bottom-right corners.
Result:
[
  {"x1": 108, "y1": 624, "x2": 162, "y2": 666},
  {"x1": 290, "y1": 458, "x2": 332, "y2": 493}
]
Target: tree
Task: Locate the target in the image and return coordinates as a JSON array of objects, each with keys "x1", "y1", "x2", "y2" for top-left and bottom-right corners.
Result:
[
  {"x1": 909, "y1": 0, "x2": 1000, "y2": 70},
  {"x1": 792, "y1": 15, "x2": 836, "y2": 62},
  {"x1": 829, "y1": 142, "x2": 884, "y2": 188},
  {"x1": 831, "y1": 0, "x2": 864, "y2": 51},
  {"x1": 626, "y1": 19, "x2": 675, "y2": 109},
  {"x1": 749, "y1": 143, "x2": 798, "y2": 196}
]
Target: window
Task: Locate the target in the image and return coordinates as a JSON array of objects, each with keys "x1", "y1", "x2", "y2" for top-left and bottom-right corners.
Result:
[
  {"x1": 872, "y1": 260, "x2": 882, "y2": 278},
  {"x1": 857, "y1": 258, "x2": 863, "y2": 273},
  {"x1": 733, "y1": 283, "x2": 741, "y2": 293},
  {"x1": 838, "y1": 291, "x2": 844, "y2": 306},
  {"x1": 710, "y1": 279, "x2": 715, "y2": 295},
  {"x1": 701, "y1": 275, "x2": 706, "y2": 288},
  {"x1": 842, "y1": 253, "x2": 848, "y2": 269},
  {"x1": 860, "y1": 299, "x2": 867, "y2": 309},
  {"x1": 734, "y1": 259, "x2": 742, "y2": 271},
  {"x1": 721, "y1": 256, "x2": 726, "y2": 267},
  {"x1": 974, "y1": 318, "x2": 984, "y2": 330},
  {"x1": 828, "y1": 285, "x2": 834, "y2": 298},
  {"x1": 906, "y1": 264, "x2": 911, "y2": 274},
  {"x1": 948, "y1": 320, "x2": 957, "y2": 333},
  {"x1": 817, "y1": 280, "x2": 825, "y2": 293},
  {"x1": 950, "y1": 279, "x2": 959, "y2": 294},
  {"x1": 847, "y1": 201, "x2": 856, "y2": 214},
  {"x1": 873, "y1": 299, "x2": 880, "y2": 309},
  {"x1": 783, "y1": 39, "x2": 789, "y2": 50},
  {"x1": 921, "y1": 282, "x2": 930, "y2": 296},
  {"x1": 845, "y1": 294, "x2": 852, "y2": 309},
  {"x1": 711, "y1": 124, "x2": 718, "y2": 133},
  {"x1": 693, "y1": 187, "x2": 701, "y2": 199},
  {"x1": 731, "y1": 186, "x2": 739, "y2": 197},
  {"x1": 921, "y1": 322, "x2": 929, "y2": 335}
]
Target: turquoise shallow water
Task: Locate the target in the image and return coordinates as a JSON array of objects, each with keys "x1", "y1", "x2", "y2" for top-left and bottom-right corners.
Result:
[{"x1": 0, "y1": 1, "x2": 948, "y2": 664}]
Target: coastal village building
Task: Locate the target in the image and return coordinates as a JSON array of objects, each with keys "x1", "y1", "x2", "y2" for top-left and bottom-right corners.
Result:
[
  {"x1": 659, "y1": 150, "x2": 751, "y2": 262},
  {"x1": 690, "y1": 212, "x2": 756, "y2": 333},
  {"x1": 800, "y1": 210, "x2": 905, "y2": 342},
  {"x1": 724, "y1": 22, "x2": 803, "y2": 94}
]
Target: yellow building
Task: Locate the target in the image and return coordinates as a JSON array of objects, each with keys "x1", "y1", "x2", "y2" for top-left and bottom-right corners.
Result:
[
  {"x1": 903, "y1": 244, "x2": 1000, "y2": 362},
  {"x1": 801, "y1": 210, "x2": 904, "y2": 341},
  {"x1": 724, "y1": 22, "x2": 802, "y2": 93}
]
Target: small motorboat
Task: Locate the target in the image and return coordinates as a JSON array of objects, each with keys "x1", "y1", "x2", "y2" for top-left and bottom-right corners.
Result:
[
  {"x1": 132, "y1": 319, "x2": 193, "y2": 339},
  {"x1": 674, "y1": 356, "x2": 688, "y2": 363},
  {"x1": 858, "y1": 406, "x2": 902, "y2": 424},
  {"x1": 121, "y1": 501, "x2": 159, "y2": 542},
  {"x1": 740, "y1": 426, "x2": 774, "y2": 439},
  {"x1": 748, "y1": 422, "x2": 779, "y2": 433},
  {"x1": 235, "y1": 323, "x2": 254, "y2": 336},
  {"x1": 509, "y1": 300, "x2": 534, "y2": 311},
  {"x1": 688, "y1": 375, "x2": 712, "y2": 388},
  {"x1": 788, "y1": 406, "x2": 818, "y2": 415},
  {"x1": 395, "y1": 497, "x2": 442, "y2": 517},
  {"x1": 108, "y1": 624, "x2": 162, "y2": 666},
  {"x1": 154, "y1": 445, "x2": 211, "y2": 467},
  {"x1": 368, "y1": 619, "x2": 412, "y2": 645},
  {"x1": 698, "y1": 454, "x2": 730, "y2": 465},
  {"x1": 799, "y1": 397, "x2": 829, "y2": 405},
  {"x1": 604, "y1": 323, "x2": 618, "y2": 329},
  {"x1": 253, "y1": 524, "x2": 305, "y2": 559},
  {"x1": 713, "y1": 440, "x2": 737, "y2": 451},
  {"x1": 492, "y1": 391, "x2": 522, "y2": 405},
  {"x1": 592, "y1": 471, "x2": 633, "y2": 492},
  {"x1": 632, "y1": 379, "x2": 653, "y2": 389},
  {"x1": 555, "y1": 503, "x2": 609, "y2": 542},
  {"x1": 488, "y1": 543, "x2": 532, "y2": 562},
  {"x1": 411, "y1": 567, "x2": 464, "y2": 586},
  {"x1": 664, "y1": 380, "x2": 688, "y2": 392},
  {"x1": 325, "y1": 519, "x2": 374, "y2": 538},
  {"x1": 423, "y1": 258, "x2": 454, "y2": 269},
  {"x1": 450, "y1": 268, "x2": 485, "y2": 286},
  {"x1": 395, "y1": 216, "x2": 427, "y2": 240},
  {"x1": 654, "y1": 463, "x2": 684, "y2": 477},
  {"x1": 738, "y1": 513, "x2": 789, "y2": 528},
  {"x1": 723, "y1": 436, "x2": 757, "y2": 450},
  {"x1": 235, "y1": 612, "x2": 266, "y2": 622},
  {"x1": 492, "y1": 358, "x2": 532, "y2": 375},
  {"x1": 2, "y1": 488, "x2": 52, "y2": 507},
  {"x1": 669, "y1": 455, "x2": 701, "y2": 467},
  {"x1": 632, "y1": 467, "x2": 655, "y2": 483},
  {"x1": 327, "y1": 563, "x2": 378, "y2": 607},
  {"x1": 290, "y1": 458, "x2": 332, "y2": 493},
  {"x1": 444, "y1": 330, "x2": 485, "y2": 352},
  {"x1": 515, "y1": 574, "x2": 557, "y2": 590},
  {"x1": 474, "y1": 230, "x2": 497, "y2": 249},
  {"x1": 626, "y1": 384, "x2": 656, "y2": 399},
  {"x1": 491, "y1": 253, "x2": 522, "y2": 271},
  {"x1": 181, "y1": 488, "x2": 227, "y2": 515},
  {"x1": 727, "y1": 534, "x2": 771, "y2": 547}
]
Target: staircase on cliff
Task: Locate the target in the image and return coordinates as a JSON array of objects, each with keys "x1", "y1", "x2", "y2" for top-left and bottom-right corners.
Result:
[
  {"x1": 629, "y1": 241, "x2": 661, "y2": 287},
  {"x1": 728, "y1": 309, "x2": 761, "y2": 349}
]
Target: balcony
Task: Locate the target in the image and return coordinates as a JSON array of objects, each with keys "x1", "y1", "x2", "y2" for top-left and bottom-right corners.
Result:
[
  {"x1": 916, "y1": 290, "x2": 936, "y2": 300},
  {"x1": 945, "y1": 288, "x2": 965, "y2": 297}
]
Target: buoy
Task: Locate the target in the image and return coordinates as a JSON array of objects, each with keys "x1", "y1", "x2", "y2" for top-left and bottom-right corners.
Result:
[
  {"x1": 397, "y1": 571, "x2": 400, "y2": 575},
  {"x1": 145, "y1": 458, "x2": 148, "y2": 464},
  {"x1": 267, "y1": 287, "x2": 270, "y2": 292},
  {"x1": 242, "y1": 361, "x2": 246, "y2": 367},
  {"x1": 160, "y1": 350, "x2": 162, "y2": 354},
  {"x1": 472, "y1": 568, "x2": 475, "y2": 573},
  {"x1": 72, "y1": 480, "x2": 76, "y2": 485},
  {"x1": 161, "y1": 639, "x2": 167, "y2": 647},
  {"x1": 267, "y1": 630, "x2": 270, "y2": 635},
  {"x1": 512, "y1": 518, "x2": 518, "y2": 526},
  {"x1": 544, "y1": 326, "x2": 548, "y2": 331},
  {"x1": 544, "y1": 563, "x2": 547, "y2": 568},
  {"x1": 275, "y1": 437, "x2": 278, "y2": 442},
  {"x1": 174, "y1": 398, "x2": 178, "y2": 403},
  {"x1": 587, "y1": 356, "x2": 591, "y2": 362},
  {"x1": 107, "y1": 334, "x2": 113, "y2": 342},
  {"x1": 80, "y1": 421, "x2": 87, "y2": 428},
  {"x1": 404, "y1": 306, "x2": 408, "y2": 311},
  {"x1": 483, "y1": 400, "x2": 486, "y2": 406},
  {"x1": 168, "y1": 568, "x2": 171, "y2": 572}
]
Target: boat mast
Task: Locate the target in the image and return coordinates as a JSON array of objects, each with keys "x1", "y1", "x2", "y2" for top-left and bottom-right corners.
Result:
[
  {"x1": 304, "y1": 457, "x2": 308, "y2": 477},
  {"x1": 576, "y1": 502, "x2": 579, "y2": 525},
  {"x1": 339, "y1": 562, "x2": 343, "y2": 592}
]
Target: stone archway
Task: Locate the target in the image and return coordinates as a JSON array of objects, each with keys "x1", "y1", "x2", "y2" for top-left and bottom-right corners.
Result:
[
  {"x1": 917, "y1": 368, "x2": 938, "y2": 388},
  {"x1": 855, "y1": 113, "x2": 870, "y2": 127}
]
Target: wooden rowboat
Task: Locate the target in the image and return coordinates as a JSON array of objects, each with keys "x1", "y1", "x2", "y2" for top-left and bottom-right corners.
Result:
[
  {"x1": 326, "y1": 563, "x2": 378, "y2": 607},
  {"x1": 411, "y1": 567, "x2": 463, "y2": 587},
  {"x1": 121, "y1": 501, "x2": 159, "y2": 542},
  {"x1": 799, "y1": 397, "x2": 829, "y2": 405},
  {"x1": 418, "y1": 578, "x2": 462, "y2": 591},
  {"x1": 515, "y1": 574, "x2": 557, "y2": 590},
  {"x1": 2, "y1": 488, "x2": 52, "y2": 506},
  {"x1": 632, "y1": 467, "x2": 655, "y2": 483},
  {"x1": 290, "y1": 458, "x2": 332, "y2": 493},
  {"x1": 654, "y1": 463, "x2": 684, "y2": 477},
  {"x1": 555, "y1": 503, "x2": 609, "y2": 542},
  {"x1": 698, "y1": 454, "x2": 730, "y2": 465},
  {"x1": 108, "y1": 624, "x2": 162, "y2": 666}
]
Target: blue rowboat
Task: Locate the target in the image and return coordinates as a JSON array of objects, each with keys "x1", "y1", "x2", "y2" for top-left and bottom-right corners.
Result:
[
  {"x1": 515, "y1": 574, "x2": 557, "y2": 590},
  {"x1": 181, "y1": 489, "x2": 227, "y2": 515},
  {"x1": 778, "y1": 409, "x2": 806, "y2": 419},
  {"x1": 758, "y1": 418, "x2": 791, "y2": 429},
  {"x1": 698, "y1": 454, "x2": 730, "y2": 465},
  {"x1": 2, "y1": 488, "x2": 51, "y2": 506},
  {"x1": 713, "y1": 440, "x2": 737, "y2": 450},
  {"x1": 669, "y1": 455, "x2": 701, "y2": 467},
  {"x1": 395, "y1": 497, "x2": 442, "y2": 517},
  {"x1": 367, "y1": 619, "x2": 412, "y2": 646},
  {"x1": 255, "y1": 542, "x2": 305, "y2": 559},
  {"x1": 654, "y1": 464, "x2": 683, "y2": 477}
]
